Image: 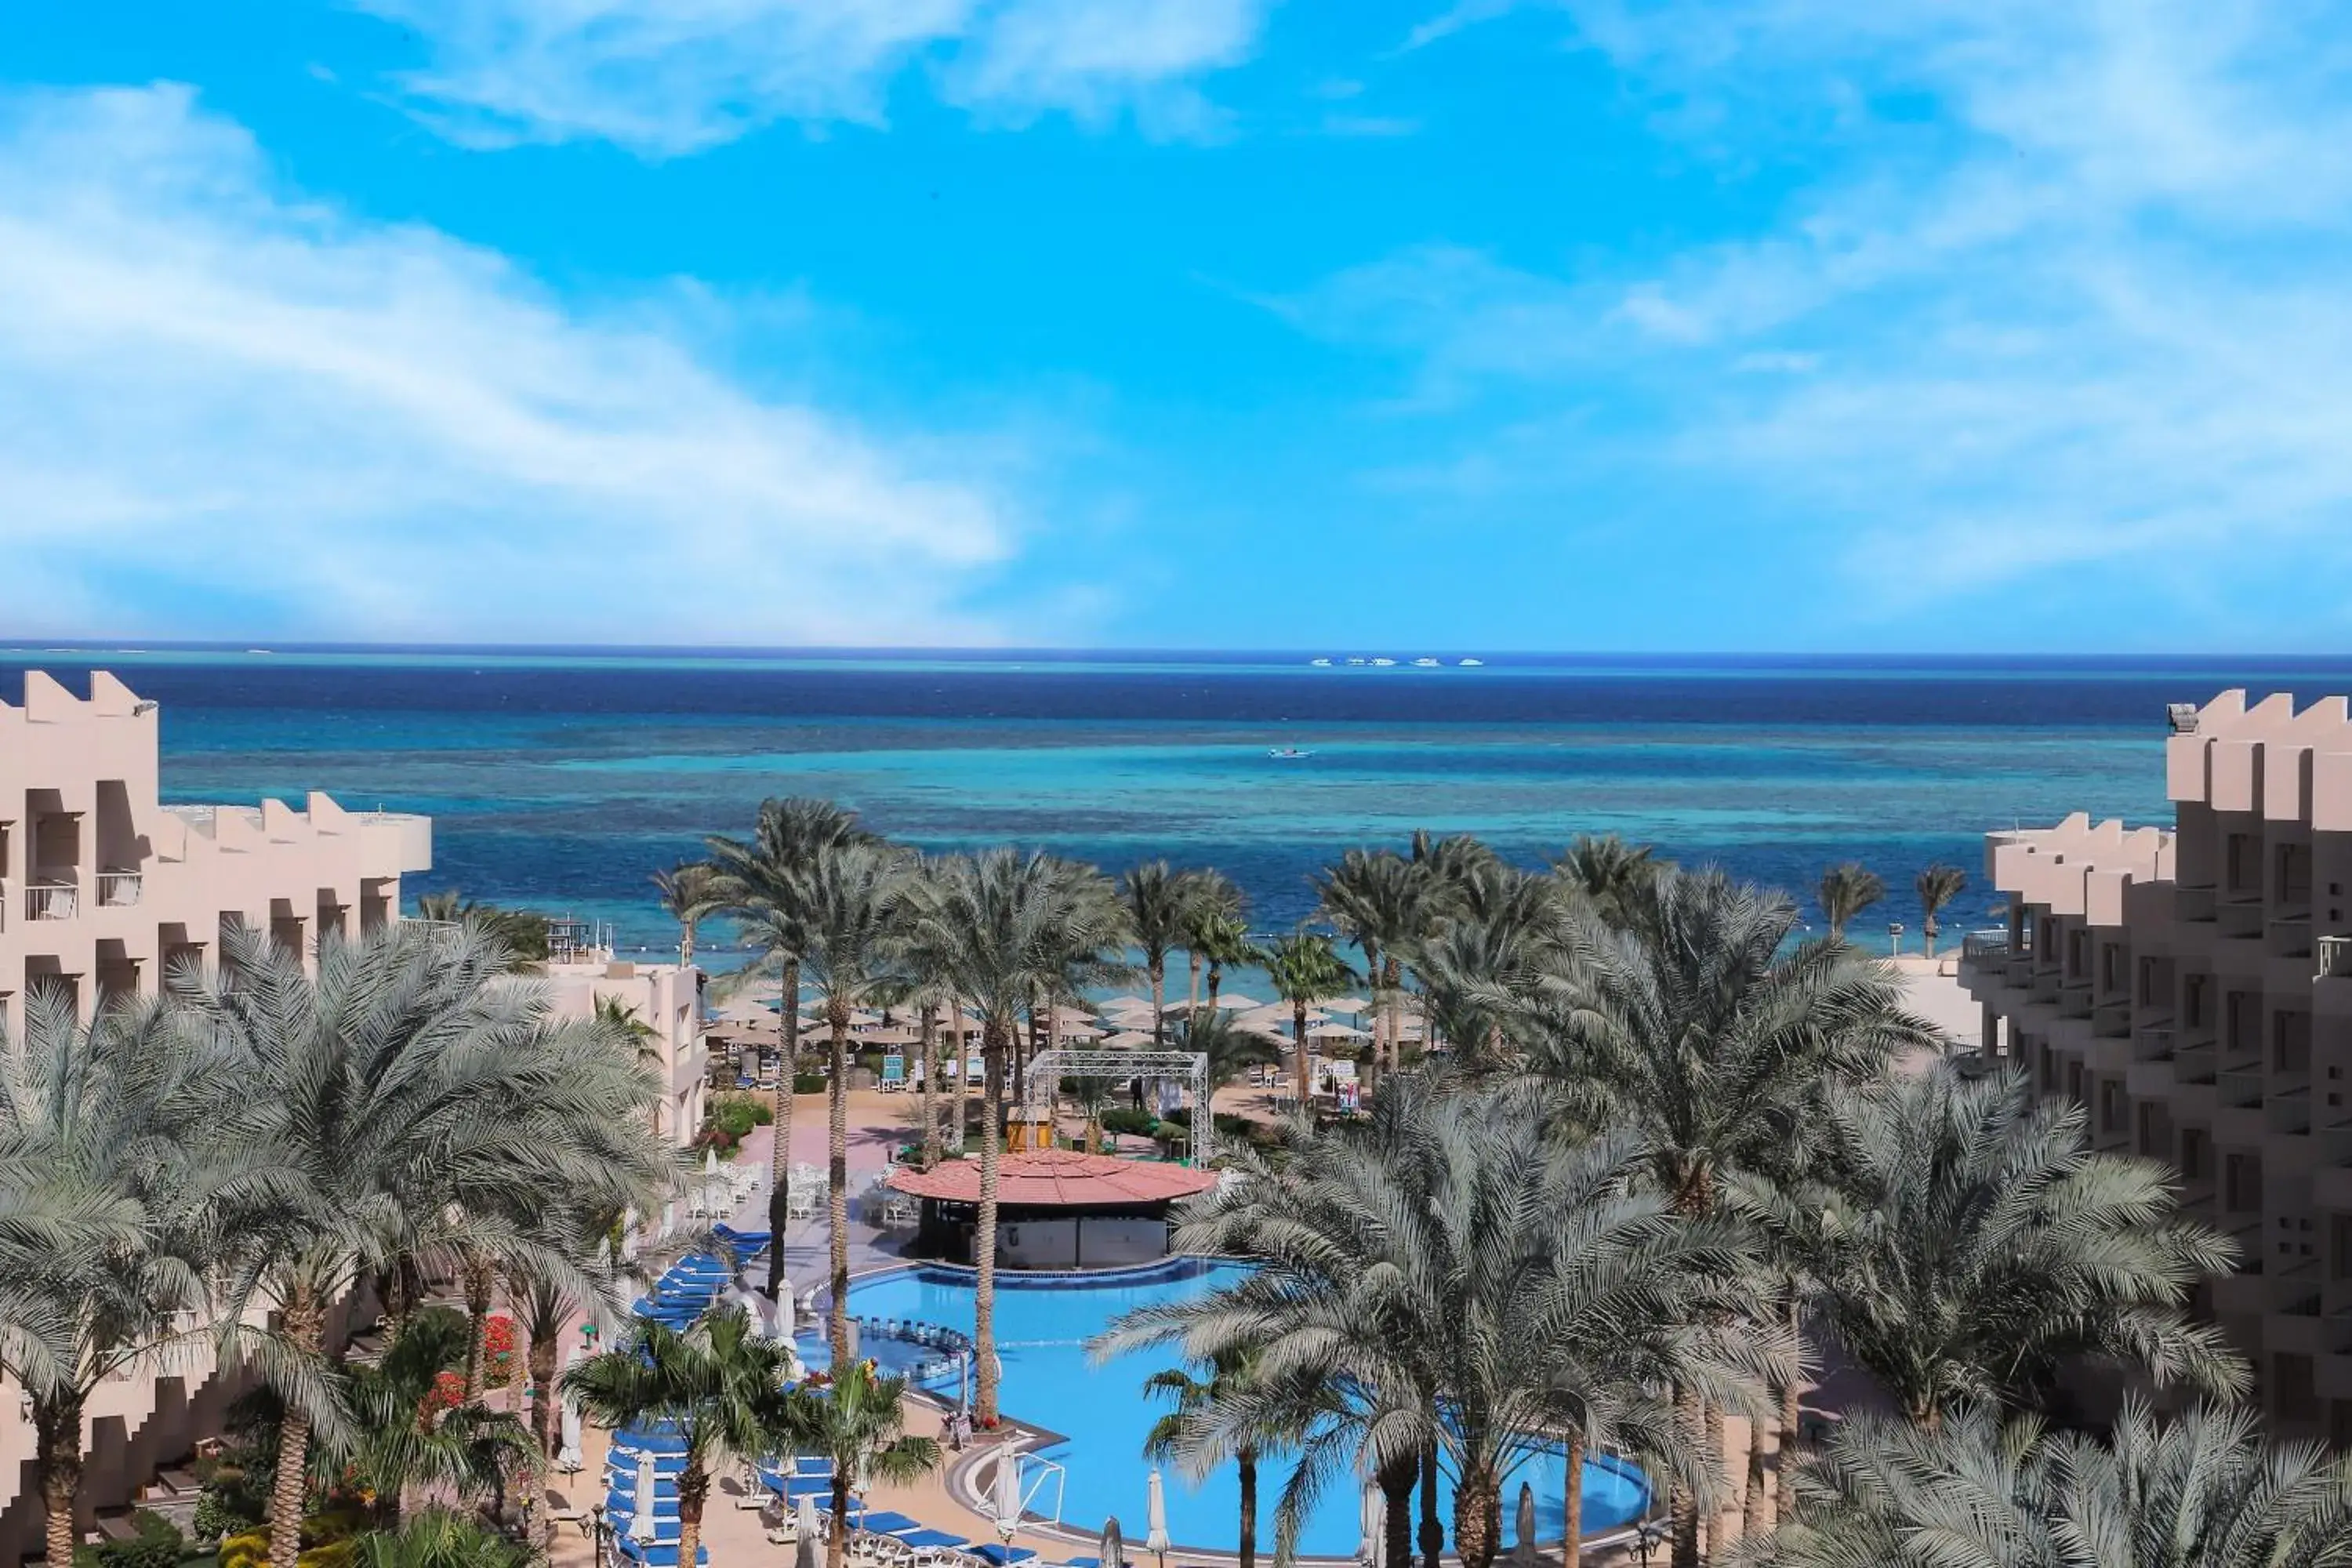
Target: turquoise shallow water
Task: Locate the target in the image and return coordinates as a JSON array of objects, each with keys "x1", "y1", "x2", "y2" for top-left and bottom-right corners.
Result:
[
  {"x1": 5, "y1": 646, "x2": 2345, "y2": 952},
  {"x1": 826, "y1": 1261, "x2": 1649, "y2": 1557}
]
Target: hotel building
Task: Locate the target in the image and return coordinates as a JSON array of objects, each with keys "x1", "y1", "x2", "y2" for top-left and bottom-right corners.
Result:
[
  {"x1": 1959, "y1": 689, "x2": 2352, "y2": 1444},
  {"x1": 0, "y1": 670, "x2": 705, "y2": 1555}
]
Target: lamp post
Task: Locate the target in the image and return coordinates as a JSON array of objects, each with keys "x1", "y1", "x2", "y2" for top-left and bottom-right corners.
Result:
[{"x1": 590, "y1": 1502, "x2": 614, "y2": 1568}]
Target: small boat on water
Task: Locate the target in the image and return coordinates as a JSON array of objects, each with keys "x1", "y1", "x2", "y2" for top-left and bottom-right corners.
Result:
[
  {"x1": 1370, "y1": 657, "x2": 1396, "y2": 667},
  {"x1": 1458, "y1": 657, "x2": 1484, "y2": 666},
  {"x1": 1345, "y1": 656, "x2": 1367, "y2": 666},
  {"x1": 1309, "y1": 657, "x2": 1332, "y2": 666},
  {"x1": 1268, "y1": 747, "x2": 1314, "y2": 760},
  {"x1": 1411, "y1": 657, "x2": 1440, "y2": 667}
]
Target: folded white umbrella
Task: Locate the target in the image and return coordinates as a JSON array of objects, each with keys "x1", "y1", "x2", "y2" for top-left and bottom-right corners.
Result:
[
  {"x1": 1512, "y1": 1482, "x2": 1537, "y2": 1568},
  {"x1": 992, "y1": 1451, "x2": 1023, "y2": 1541},
  {"x1": 557, "y1": 1346, "x2": 584, "y2": 1472},
  {"x1": 1101, "y1": 1518, "x2": 1125, "y2": 1568},
  {"x1": 1145, "y1": 1469, "x2": 1171, "y2": 1559},
  {"x1": 1359, "y1": 1485, "x2": 1385, "y2": 1568},
  {"x1": 630, "y1": 1452, "x2": 659, "y2": 1543},
  {"x1": 797, "y1": 1493, "x2": 820, "y2": 1544}
]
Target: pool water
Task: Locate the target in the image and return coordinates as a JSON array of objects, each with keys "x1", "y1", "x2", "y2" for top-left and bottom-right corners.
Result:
[{"x1": 832, "y1": 1261, "x2": 1649, "y2": 1557}]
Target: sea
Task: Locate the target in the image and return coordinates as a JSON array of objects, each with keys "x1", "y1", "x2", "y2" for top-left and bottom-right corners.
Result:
[{"x1": 6, "y1": 645, "x2": 2348, "y2": 960}]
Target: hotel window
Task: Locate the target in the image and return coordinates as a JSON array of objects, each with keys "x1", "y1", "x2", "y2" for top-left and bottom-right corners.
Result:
[
  {"x1": 2277, "y1": 1354, "x2": 2320, "y2": 1426},
  {"x1": 2184, "y1": 973, "x2": 2212, "y2": 1031},
  {"x1": 2180, "y1": 1127, "x2": 2210, "y2": 1181},
  {"x1": 2225, "y1": 1152, "x2": 2264, "y2": 1214},
  {"x1": 2228, "y1": 833, "x2": 2259, "y2": 894},
  {"x1": 2099, "y1": 1078, "x2": 2126, "y2": 1133},
  {"x1": 2334, "y1": 1214, "x2": 2352, "y2": 1281}
]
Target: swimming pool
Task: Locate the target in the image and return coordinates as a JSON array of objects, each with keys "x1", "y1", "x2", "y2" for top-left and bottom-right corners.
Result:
[{"x1": 826, "y1": 1261, "x2": 1650, "y2": 1557}]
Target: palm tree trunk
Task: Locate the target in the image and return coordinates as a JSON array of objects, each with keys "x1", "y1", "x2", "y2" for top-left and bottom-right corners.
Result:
[
  {"x1": 1669, "y1": 1385, "x2": 1700, "y2": 1568},
  {"x1": 1293, "y1": 998, "x2": 1312, "y2": 1108},
  {"x1": 681, "y1": 916, "x2": 697, "y2": 969},
  {"x1": 528, "y1": 1320, "x2": 560, "y2": 1457},
  {"x1": 1382, "y1": 957, "x2": 1402, "y2": 1071},
  {"x1": 1150, "y1": 959, "x2": 1166, "y2": 1046},
  {"x1": 1237, "y1": 1449, "x2": 1258, "y2": 1568},
  {"x1": 1417, "y1": 1439, "x2": 1443, "y2": 1568},
  {"x1": 920, "y1": 1004, "x2": 942, "y2": 1169},
  {"x1": 677, "y1": 1461, "x2": 708, "y2": 1568},
  {"x1": 1704, "y1": 1403, "x2": 1728, "y2": 1556},
  {"x1": 461, "y1": 1253, "x2": 495, "y2": 1399},
  {"x1": 267, "y1": 1283, "x2": 324, "y2": 1568},
  {"x1": 827, "y1": 1468, "x2": 851, "y2": 1568},
  {"x1": 1561, "y1": 1430, "x2": 1584, "y2": 1568},
  {"x1": 35, "y1": 1393, "x2": 84, "y2": 1568},
  {"x1": 975, "y1": 1021, "x2": 1007, "y2": 1424},
  {"x1": 1778, "y1": 1296, "x2": 1802, "y2": 1495},
  {"x1": 952, "y1": 994, "x2": 970, "y2": 1154},
  {"x1": 1207, "y1": 963, "x2": 1223, "y2": 1011},
  {"x1": 1744, "y1": 1414, "x2": 1770, "y2": 1537},
  {"x1": 768, "y1": 956, "x2": 800, "y2": 1299},
  {"x1": 829, "y1": 1008, "x2": 852, "y2": 1369},
  {"x1": 1187, "y1": 952, "x2": 1201, "y2": 1016},
  {"x1": 1451, "y1": 1459, "x2": 1499, "y2": 1568},
  {"x1": 1380, "y1": 1459, "x2": 1415, "y2": 1568}
]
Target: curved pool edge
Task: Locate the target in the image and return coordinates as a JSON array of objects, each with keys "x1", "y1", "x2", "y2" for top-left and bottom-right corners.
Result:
[{"x1": 833, "y1": 1252, "x2": 1659, "y2": 1562}]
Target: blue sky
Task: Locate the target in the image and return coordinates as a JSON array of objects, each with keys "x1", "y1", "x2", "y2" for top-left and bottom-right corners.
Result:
[{"x1": 4, "y1": 2, "x2": 2349, "y2": 650}]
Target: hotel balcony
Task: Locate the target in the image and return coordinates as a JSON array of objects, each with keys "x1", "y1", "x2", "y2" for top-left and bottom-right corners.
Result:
[
  {"x1": 25, "y1": 880, "x2": 75, "y2": 921},
  {"x1": 96, "y1": 869, "x2": 143, "y2": 909},
  {"x1": 2323, "y1": 935, "x2": 2352, "y2": 982},
  {"x1": 2179, "y1": 884, "x2": 2218, "y2": 924}
]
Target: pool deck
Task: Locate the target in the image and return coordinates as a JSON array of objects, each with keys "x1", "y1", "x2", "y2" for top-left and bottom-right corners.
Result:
[{"x1": 564, "y1": 1040, "x2": 1967, "y2": 1568}]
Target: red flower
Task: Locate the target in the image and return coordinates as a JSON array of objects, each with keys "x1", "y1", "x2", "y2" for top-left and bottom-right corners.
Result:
[{"x1": 420, "y1": 1371, "x2": 467, "y2": 1418}]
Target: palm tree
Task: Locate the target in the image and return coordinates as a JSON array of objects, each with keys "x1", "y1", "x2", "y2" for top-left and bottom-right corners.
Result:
[
  {"x1": 1551, "y1": 834, "x2": 1663, "y2": 929},
  {"x1": 1191, "y1": 912, "x2": 1258, "y2": 1014},
  {"x1": 1913, "y1": 863, "x2": 1968, "y2": 958},
  {"x1": 561, "y1": 1308, "x2": 801, "y2": 1568},
  {"x1": 1513, "y1": 868, "x2": 1934, "y2": 1566},
  {"x1": 230, "y1": 1304, "x2": 536, "y2": 1529},
  {"x1": 1173, "y1": 1011, "x2": 1280, "y2": 1097},
  {"x1": 0, "y1": 987, "x2": 232, "y2": 1568},
  {"x1": 652, "y1": 860, "x2": 725, "y2": 967},
  {"x1": 1180, "y1": 870, "x2": 1243, "y2": 1017},
  {"x1": 794, "y1": 839, "x2": 917, "y2": 1368},
  {"x1": 408, "y1": 893, "x2": 550, "y2": 966},
  {"x1": 197, "y1": 922, "x2": 659, "y2": 1568},
  {"x1": 1735, "y1": 1065, "x2": 2245, "y2": 1431},
  {"x1": 505, "y1": 1203, "x2": 626, "y2": 1461},
  {"x1": 778, "y1": 1361, "x2": 942, "y2": 1568},
  {"x1": 907, "y1": 848, "x2": 1103, "y2": 1424},
  {"x1": 354, "y1": 1508, "x2": 534, "y2": 1568},
  {"x1": 706, "y1": 797, "x2": 877, "y2": 1299},
  {"x1": 1142, "y1": 1352, "x2": 1269, "y2": 1568},
  {"x1": 1814, "y1": 862, "x2": 1885, "y2": 942},
  {"x1": 1261, "y1": 931, "x2": 1356, "y2": 1104},
  {"x1": 1102, "y1": 1076, "x2": 1783, "y2": 1568},
  {"x1": 1756, "y1": 1399, "x2": 2352, "y2": 1568},
  {"x1": 1316, "y1": 848, "x2": 1436, "y2": 1086},
  {"x1": 1121, "y1": 861, "x2": 1198, "y2": 1044}
]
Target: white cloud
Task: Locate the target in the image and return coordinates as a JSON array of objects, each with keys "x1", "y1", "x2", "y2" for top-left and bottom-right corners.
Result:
[
  {"x1": 0, "y1": 82, "x2": 1024, "y2": 643},
  {"x1": 1326, "y1": 1, "x2": 2352, "y2": 630},
  {"x1": 359, "y1": 0, "x2": 1272, "y2": 154}
]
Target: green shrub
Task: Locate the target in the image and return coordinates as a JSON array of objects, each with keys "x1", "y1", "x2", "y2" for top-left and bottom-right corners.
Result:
[
  {"x1": 193, "y1": 1484, "x2": 261, "y2": 1545},
  {"x1": 792, "y1": 1072, "x2": 826, "y2": 1095},
  {"x1": 74, "y1": 1510, "x2": 187, "y2": 1568},
  {"x1": 1098, "y1": 1106, "x2": 1159, "y2": 1137},
  {"x1": 707, "y1": 1091, "x2": 775, "y2": 1127}
]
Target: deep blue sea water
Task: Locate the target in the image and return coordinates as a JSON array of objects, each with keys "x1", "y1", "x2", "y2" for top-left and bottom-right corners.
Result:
[{"x1": 7, "y1": 645, "x2": 2349, "y2": 956}]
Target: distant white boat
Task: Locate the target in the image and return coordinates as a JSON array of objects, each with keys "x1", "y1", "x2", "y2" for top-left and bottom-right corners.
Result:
[
  {"x1": 1268, "y1": 747, "x2": 1314, "y2": 760},
  {"x1": 1309, "y1": 657, "x2": 1332, "y2": 667},
  {"x1": 1458, "y1": 658, "x2": 1484, "y2": 666},
  {"x1": 1345, "y1": 657, "x2": 1367, "y2": 666},
  {"x1": 1370, "y1": 657, "x2": 1396, "y2": 667},
  {"x1": 1411, "y1": 657, "x2": 1440, "y2": 667}
]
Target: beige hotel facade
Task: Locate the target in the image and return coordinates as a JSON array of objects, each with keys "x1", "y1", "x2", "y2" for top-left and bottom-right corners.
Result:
[
  {"x1": 1961, "y1": 688, "x2": 2352, "y2": 1444},
  {"x1": 0, "y1": 670, "x2": 706, "y2": 1557}
]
